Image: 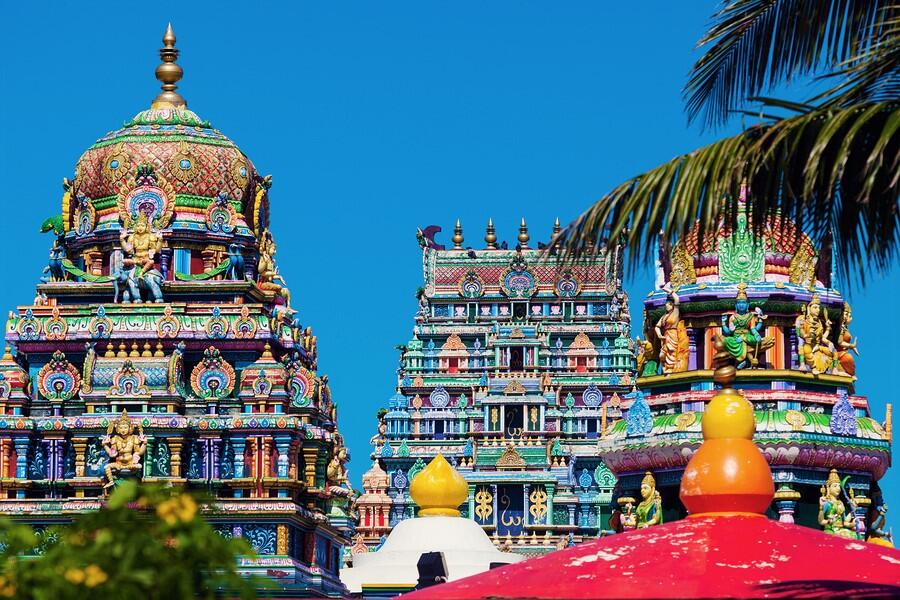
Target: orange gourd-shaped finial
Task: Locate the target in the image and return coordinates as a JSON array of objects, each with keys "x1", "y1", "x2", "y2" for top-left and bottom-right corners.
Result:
[{"x1": 679, "y1": 339, "x2": 774, "y2": 516}]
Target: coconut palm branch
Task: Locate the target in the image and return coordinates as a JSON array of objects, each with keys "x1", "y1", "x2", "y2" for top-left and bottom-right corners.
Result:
[{"x1": 554, "y1": 0, "x2": 900, "y2": 285}]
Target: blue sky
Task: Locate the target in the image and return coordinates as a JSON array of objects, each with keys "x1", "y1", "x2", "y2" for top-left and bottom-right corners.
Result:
[{"x1": 0, "y1": 2, "x2": 895, "y2": 499}]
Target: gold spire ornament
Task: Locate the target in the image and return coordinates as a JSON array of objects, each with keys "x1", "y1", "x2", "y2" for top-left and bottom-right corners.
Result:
[
  {"x1": 152, "y1": 23, "x2": 186, "y2": 109},
  {"x1": 484, "y1": 218, "x2": 497, "y2": 249},
  {"x1": 409, "y1": 454, "x2": 469, "y2": 517},
  {"x1": 518, "y1": 218, "x2": 530, "y2": 247},
  {"x1": 452, "y1": 219, "x2": 464, "y2": 249},
  {"x1": 553, "y1": 217, "x2": 561, "y2": 237}
]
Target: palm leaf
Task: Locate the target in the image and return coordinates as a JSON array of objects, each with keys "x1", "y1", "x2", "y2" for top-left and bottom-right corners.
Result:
[
  {"x1": 684, "y1": 0, "x2": 889, "y2": 128},
  {"x1": 553, "y1": 102, "x2": 900, "y2": 286}
]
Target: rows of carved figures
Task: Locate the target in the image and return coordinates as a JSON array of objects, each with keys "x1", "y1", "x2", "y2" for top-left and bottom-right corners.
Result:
[{"x1": 635, "y1": 287, "x2": 857, "y2": 377}]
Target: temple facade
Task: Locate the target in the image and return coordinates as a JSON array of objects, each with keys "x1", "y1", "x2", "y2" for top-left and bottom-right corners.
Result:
[
  {"x1": 353, "y1": 220, "x2": 634, "y2": 557},
  {"x1": 0, "y1": 27, "x2": 353, "y2": 596},
  {"x1": 602, "y1": 188, "x2": 892, "y2": 538}
]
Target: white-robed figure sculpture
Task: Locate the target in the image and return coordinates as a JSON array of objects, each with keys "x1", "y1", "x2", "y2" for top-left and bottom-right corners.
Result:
[{"x1": 341, "y1": 455, "x2": 523, "y2": 594}]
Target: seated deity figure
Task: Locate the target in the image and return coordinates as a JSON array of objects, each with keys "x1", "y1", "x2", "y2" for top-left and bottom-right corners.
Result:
[
  {"x1": 720, "y1": 285, "x2": 774, "y2": 369},
  {"x1": 818, "y1": 469, "x2": 857, "y2": 539},
  {"x1": 636, "y1": 471, "x2": 663, "y2": 528},
  {"x1": 796, "y1": 294, "x2": 836, "y2": 374},
  {"x1": 120, "y1": 212, "x2": 161, "y2": 273},
  {"x1": 654, "y1": 291, "x2": 689, "y2": 374},
  {"x1": 102, "y1": 410, "x2": 147, "y2": 489}
]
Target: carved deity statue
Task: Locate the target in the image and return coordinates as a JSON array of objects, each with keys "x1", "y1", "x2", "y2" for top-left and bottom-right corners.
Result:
[
  {"x1": 796, "y1": 294, "x2": 836, "y2": 374},
  {"x1": 257, "y1": 229, "x2": 291, "y2": 305},
  {"x1": 120, "y1": 213, "x2": 162, "y2": 273},
  {"x1": 720, "y1": 285, "x2": 774, "y2": 369},
  {"x1": 327, "y1": 443, "x2": 350, "y2": 490},
  {"x1": 654, "y1": 291, "x2": 689, "y2": 374},
  {"x1": 634, "y1": 336, "x2": 657, "y2": 377},
  {"x1": 636, "y1": 471, "x2": 663, "y2": 528},
  {"x1": 818, "y1": 469, "x2": 857, "y2": 539},
  {"x1": 835, "y1": 302, "x2": 859, "y2": 377},
  {"x1": 102, "y1": 410, "x2": 147, "y2": 489}
]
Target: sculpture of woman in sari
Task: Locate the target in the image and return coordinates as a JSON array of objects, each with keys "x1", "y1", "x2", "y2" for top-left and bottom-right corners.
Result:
[
  {"x1": 796, "y1": 294, "x2": 835, "y2": 374},
  {"x1": 654, "y1": 292, "x2": 689, "y2": 374},
  {"x1": 818, "y1": 469, "x2": 857, "y2": 539},
  {"x1": 636, "y1": 471, "x2": 663, "y2": 528}
]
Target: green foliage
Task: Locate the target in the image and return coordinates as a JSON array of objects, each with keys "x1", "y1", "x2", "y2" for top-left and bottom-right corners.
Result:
[
  {"x1": 0, "y1": 482, "x2": 259, "y2": 599},
  {"x1": 555, "y1": 0, "x2": 900, "y2": 286},
  {"x1": 39, "y1": 216, "x2": 64, "y2": 236}
]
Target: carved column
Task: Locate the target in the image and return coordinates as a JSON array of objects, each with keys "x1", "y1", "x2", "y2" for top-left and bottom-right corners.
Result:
[
  {"x1": 302, "y1": 447, "x2": 318, "y2": 488},
  {"x1": 72, "y1": 437, "x2": 87, "y2": 478},
  {"x1": 276, "y1": 524, "x2": 289, "y2": 556},
  {"x1": 247, "y1": 438, "x2": 258, "y2": 481},
  {"x1": 83, "y1": 247, "x2": 103, "y2": 276},
  {"x1": 274, "y1": 436, "x2": 291, "y2": 478},
  {"x1": 168, "y1": 438, "x2": 184, "y2": 478},
  {"x1": 773, "y1": 485, "x2": 801, "y2": 524},
  {"x1": 687, "y1": 328, "x2": 699, "y2": 370},
  {"x1": 547, "y1": 483, "x2": 555, "y2": 526},
  {"x1": 13, "y1": 438, "x2": 29, "y2": 479},
  {"x1": 232, "y1": 437, "x2": 246, "y2": 479}
]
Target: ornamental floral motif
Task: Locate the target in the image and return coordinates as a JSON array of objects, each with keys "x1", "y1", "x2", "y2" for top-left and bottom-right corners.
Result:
[
  {"x1": 169, "y1": 141, "x2": 199, "y2": 183},
  {"x1": 156, "y1": 305, "x2": 180, "y2": 338},
  {"x1": 429, "y1": 386, "x2": 450, "y2": 408},
  {"x1": 582, "y1": 383, "x2": 602, "y2": 407},
  {"x1": 625, "y1": 390, "x2": 652, "y2": 436},
  {"x1": 16, "y1": 308, "x2": 41, "y2": 341},
  {"x1": 205, "y1": 306, "x2": 228, "y2": 339},
  {"x1": 206, "y1": 193, "x2": 237, "y2": 234},
  {"x1": 37, "y1": 350, "x2": 81, "y2": 402},
  {"x1": 102, "y1": 142, "x2": 130, "y2": 184},
  {"x1": 190, "y1": 346, "x2": 236, "y2": 399},
  {"x1": 117, "y1": 165, "x2": 174, "y2": 229},
  {"x1": 458, "y1": 270, "x2": 485, "y2": 298},
  {"x1": 829, "y1": 389, "x2": 858, "y2": 436},
  {"x1": 73, "y1": 193, "x2": 96, "y2": 237},
  {"x1": 233, "y1": 306, "x2": 257, "y2": 339},
  {"x1": 554, "y1": 269, "x2": 581, "y2": 297},
  {"x1": 108, "y1": 360, "x2": 151, "y2": 398},
  {"x1": 500, "y1": 254, "x2": 537, "y2": 298},
  {"x1": 253, "y1": 370, "x2": 273, "y2": 398},
  {"x1": 286, "y1": 362, "x2": 314, "y2": 408},
  {"x1": 88, "y1": 305, "x2": 113, "y2": 339},
  {"x1": 230, "y1": 158, "x2": 250, "y2": 195},
  {"x1": 45, "y1": 307, "x2": 68, "y2": 341}
]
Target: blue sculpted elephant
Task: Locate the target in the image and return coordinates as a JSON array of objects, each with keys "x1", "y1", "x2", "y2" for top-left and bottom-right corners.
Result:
[{"x1": 113, "y1": 266, "x2": 163, "y2": 303}]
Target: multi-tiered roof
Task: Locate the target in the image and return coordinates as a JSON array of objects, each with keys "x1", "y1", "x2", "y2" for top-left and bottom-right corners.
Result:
[
  {"x1": 353, "y1": 219, "x2": 633, "y2": 557},
  {"x1": 0, "y1": 26, "x2": 353, "y2": 596}
]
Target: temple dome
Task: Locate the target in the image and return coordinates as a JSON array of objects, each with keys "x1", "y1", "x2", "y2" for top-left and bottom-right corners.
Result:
[{"x1": 66, "y1": 25, "x2": 265, "y2": 243}]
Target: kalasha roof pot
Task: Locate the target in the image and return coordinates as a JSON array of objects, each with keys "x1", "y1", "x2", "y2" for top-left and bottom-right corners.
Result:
[{"x1": 403, "y1": 356, "x2": 900, "y2": 599}]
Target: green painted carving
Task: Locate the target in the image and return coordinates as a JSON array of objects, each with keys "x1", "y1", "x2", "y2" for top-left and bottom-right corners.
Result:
[{"x1": 718, "y1": 212, "x2": 764, "y2": 283}]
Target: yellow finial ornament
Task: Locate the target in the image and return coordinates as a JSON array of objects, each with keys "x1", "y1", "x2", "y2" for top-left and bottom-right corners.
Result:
[
  {"x1": 452, "y1": 219, "x2": 464, "y2": 249},
  {"x1": 409, "y1": 454, "x2": 469, "y2": 517},
  {"x1": 484, "y1": 218, "x2": 497, "y2": 250},
  {"x1": 152, "y1": 23, "x2": 186, "y2": 109},
  {"x1": 518, "y1": 218, "x2": 530, "y2": 247}
]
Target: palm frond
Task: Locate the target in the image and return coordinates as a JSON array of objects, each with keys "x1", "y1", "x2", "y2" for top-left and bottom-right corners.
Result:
[
  {"x1": 684, "y1": 0, "x2": 889, "y2": 128},
  {"x1": 553, "y1": 102, "x2": 900, "y2": 287}
]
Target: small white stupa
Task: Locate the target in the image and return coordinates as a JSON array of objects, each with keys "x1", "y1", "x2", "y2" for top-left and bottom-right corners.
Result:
[{"x1": 341, "y1": 454, "x2": 523, "y2": 594}]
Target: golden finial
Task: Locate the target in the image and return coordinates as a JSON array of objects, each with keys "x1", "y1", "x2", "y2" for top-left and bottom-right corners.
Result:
[
  {"x1": 261, "y1": 343, "x2": 274, "y2": 359},
  {"x1": 452, "y1": 219, "x2": 464, "y2": 249},
  {"x1": 553, "y1": 217, "x2": 561, "y2": 237},
  {"x1": 484, "y1": 218, "x2": 497, "y2": 250},
  {"x1": 1, "y1": 346, "x2": 12, "y2": 361},
  {"x1": 518, "y1": 218, "x2": 530, "y2": 247},
  {"x1": 409, "y1": 454, "x2": 469, "y2": 517},
  {"x1": 152, "y1": 23, "x2": 186, "y2": 109}
]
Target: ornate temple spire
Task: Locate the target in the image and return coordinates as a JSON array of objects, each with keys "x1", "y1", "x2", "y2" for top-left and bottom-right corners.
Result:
[
  {"x1": 518, "y1": 217, "x2": 530, "y2": 248},
  {"x1": 484, "y1": 218, "x2": 497, "y2": 250},
  {"x1": 452, "y1": 219, "x2": 464, "y2": 249},
  {"x1": 152, "y1": 23, "x2": 186, "y2": 109}
]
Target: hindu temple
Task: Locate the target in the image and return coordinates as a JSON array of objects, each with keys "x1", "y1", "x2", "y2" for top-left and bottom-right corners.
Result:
[
  {"x1": 601, "y1": 187, "x2": 893, "y2": 539},
  {"x1": 352, "y1": 220, "x2": 634, "y2": 557},
  {"x1": 0, "y1": 26, "x2": 354, "y2": 596}
]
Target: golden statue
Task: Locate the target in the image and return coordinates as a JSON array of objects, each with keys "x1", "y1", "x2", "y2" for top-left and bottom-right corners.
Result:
[
  {"x1": 327, "y1": 444, "x2": 349, "y2": 489},
  {"x1": 795, "y1": 294, "x2": 835, "y2": 374},
  {"x1": 636, "y1": 471, "x2": 663, "y2": 528},
  {"x1": 119, "y1": 213, "x2": 162, "y2": 272},
  {"x1": 257, "y1": 229, "x2": 291, "y2": 305},
  {"x1": 818, "y1": 469, "x2": 857, "y2": 538},
  {"x1": 654, "y1": 291, "x2": 689, "y2": 374},
  {"x1": 102, "y1": 410, "x2": 147, "y2": 488},
  {"x1": 835, "y1": 302, "x2": 859, "y2": 377}
]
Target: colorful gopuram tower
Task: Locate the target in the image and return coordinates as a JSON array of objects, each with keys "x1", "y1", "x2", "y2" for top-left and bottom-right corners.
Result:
[
  {"x1": 601, "y1": 188, "x2": 892, "y2": 535},
  {"x1": 0, "y1": 26, "x2": 354, "y2": 595},
  {"x1": 354, "y1": 219, "x2": 633, "y2": 556}
]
